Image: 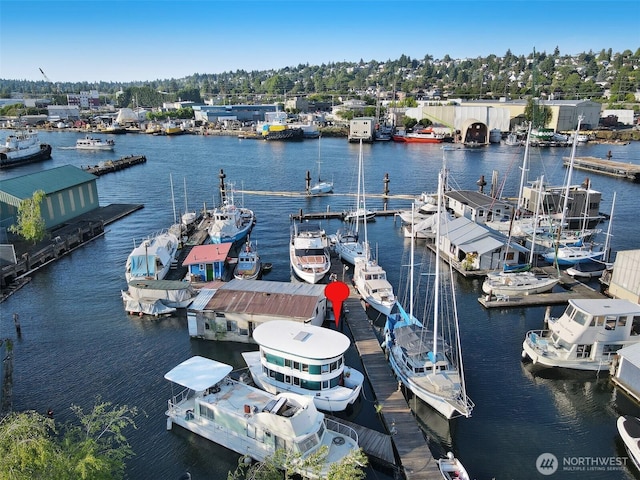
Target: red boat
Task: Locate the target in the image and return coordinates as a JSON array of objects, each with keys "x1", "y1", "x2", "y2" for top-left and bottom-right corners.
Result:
[{"x1": 392, "y1": 128, "x2": 444, "y2": 143}]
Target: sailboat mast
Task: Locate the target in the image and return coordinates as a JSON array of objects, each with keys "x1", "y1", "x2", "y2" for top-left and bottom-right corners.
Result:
[
  {"x1": 517, "y1": 124, "x2": 533, "y2": 212},
  {"x1": 530, "y1": 175, "x2": 544, "y2": 265},
  {"x1": 170, "y1": 173, "x2": 177, "y2": 224},
  {"x1": 604, "y1": 192, "x2": 616, "y2": 263},
  {"x1": 432, "y1": 166, "x2": 443, "y2": 367},
  {"x1": 356, "y1": 140, "x2": 363, "y2": 236},
  {"x1": 184, "y1": 177, "x2": 189, "y2": 215},
  {"x1": 560, "y1": 116, "x2": 583, "y2": 222},
  {"x1": 360, "y1": 140, "x2": 369, "y2": 257},
  {"x1": 409, "y1": 203, "x2": 415, "y2": 319}
]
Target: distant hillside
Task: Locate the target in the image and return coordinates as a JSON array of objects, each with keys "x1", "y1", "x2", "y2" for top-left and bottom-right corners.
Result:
[{"x1": 1, "y1": 47, "x2": 639, "y2": 110}]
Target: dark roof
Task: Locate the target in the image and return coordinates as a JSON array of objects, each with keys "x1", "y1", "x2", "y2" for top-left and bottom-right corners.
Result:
[{"x1": 0, "y1": 165, "x2": 97, "y2": 200}]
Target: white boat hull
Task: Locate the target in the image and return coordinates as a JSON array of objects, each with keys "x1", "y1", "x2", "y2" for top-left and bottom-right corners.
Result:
[{"x1": 242, "y1": 351, "x2": 363, "y2": 412}]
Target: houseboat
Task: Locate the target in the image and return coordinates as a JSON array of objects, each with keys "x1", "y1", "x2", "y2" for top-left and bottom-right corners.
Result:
[
  {"x1": 522, "y1": 299, "x2": 640, "y2": 371},
  {"x1": 165, "y1": 356, "x2": 360, "y2": 479},
  {"x1": 241, "y1": 320, "x2": 364, "y2": 412}
]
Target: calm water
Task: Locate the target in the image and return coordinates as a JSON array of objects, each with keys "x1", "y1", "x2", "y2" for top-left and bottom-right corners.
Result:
[{"x1": 1, "y1": 129, "x2": 640, "y2": 479}]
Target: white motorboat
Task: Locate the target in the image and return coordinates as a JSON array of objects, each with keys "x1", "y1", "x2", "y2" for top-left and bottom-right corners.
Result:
[
  {"x1": 566, "y1": 260, "x2": 612, "y2": 279},
  {"x1": 124, "y1": 229, "x2": 180, "y2": 282},
  {"x1": 353, "y1": 253, "x2": 396, "y2": 317},
  {"x1": 76, "y1": 135, "x2": 115, "y2": 150},
  {"x1": 289, "y1": 221, "x2": 331, "y2": 284},
  {"x1": 165, "y1": 356, "x2": 359, "y2": 479},
  {"x1": 233, "y1": 241, "x2": 262, "y2": 280},
  {"x1": 241, "y1": 320, "x2": 364, "y2": 412},
  {"x1": 617, "y1": 415, "x2": 640, "y2": 471},
  {"x1": 384, "y1": 166, "x2": 473, "y2": 419},
  {"x1": 0, "y1": 130, "x2": 52, "y2": 168},
  {"x1": 482, "y1": 270, "x2": 558, "y2": 297},
  {"x1": 343, "y1": 207, "x2": 375, "y2": 223},
  {"x1": 207, "y1": 185, "x2": 255, "y2": 244},
  {"x1": 398, "y1": 192, "x2": 438, "y2": 224},
  {"x1": 438, "y1": 452, "x2": 471, "y2": 480},
  {"x1": 522, "y1": 299, "x2": 640, "y2": 371}
]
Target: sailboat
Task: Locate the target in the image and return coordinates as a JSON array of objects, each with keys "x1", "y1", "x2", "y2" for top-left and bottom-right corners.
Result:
[
  {"x1": 482, "y1": 175, "x2": 560, "y2": 297},
  {"x1": 308, "y1": 136, "x2": 333, "y2": 195},
  {"x1": 383, "y1": 164, "x2": 473, "y2": 419},
  {"x1": 334, "y1": 140, "x2": 367, "y2": 265},
  {"x1": 542, "y1": 116, "x2": 605, "y2": 266},
  {"x1": 352, "y1": 140, "x2": 395, "y2": 316}
]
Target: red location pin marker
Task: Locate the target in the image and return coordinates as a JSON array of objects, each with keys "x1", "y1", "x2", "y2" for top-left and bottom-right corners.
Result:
[{"x1": 324, "y1": 281, "x2": 350, "y2": 328}]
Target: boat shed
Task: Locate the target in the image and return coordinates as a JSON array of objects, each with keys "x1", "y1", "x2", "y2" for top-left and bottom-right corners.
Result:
[
  {"x1": 186, "y1": 279, "x2": 328, "y2": 343},
  {"x1": 182, "y1": 243, "x2": 232, "y2": 282},
  {"x1": 460, "y1": 118, "x2": 488, "y2": 145},
  {"x1": 445, "y1": 189, "x2": 515, "y2": 224},
  {"x1": 611, "y1": 343, "x2": 640, "y2": 404},
  {"x1": 438, "y1": 215, "x2": 509, "y2": 271},
  {"x1": 0, "y1": 165, "x2": 99, "y2": 230},
  {"x1": 607, "y1": 250, "x2": 640, "y2": 304}
]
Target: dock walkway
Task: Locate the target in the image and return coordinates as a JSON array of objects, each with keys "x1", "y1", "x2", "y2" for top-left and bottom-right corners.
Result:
[
  {"x1": 343, "y1": 293, "x2": 441, "y2": 479},
  {"x1": 563, "y1": 155, "x2": 640, "y2": 182}
]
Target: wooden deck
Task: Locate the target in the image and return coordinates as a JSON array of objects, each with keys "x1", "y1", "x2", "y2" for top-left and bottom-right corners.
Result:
[{"x1": 343, "y1": 294, "x2": 442, "y2": 479}]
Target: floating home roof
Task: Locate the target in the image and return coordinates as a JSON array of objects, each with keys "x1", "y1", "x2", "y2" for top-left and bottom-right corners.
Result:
[
  {"x1": 0, "y1": 165, "x2": 97, "y2": 201},
  {"x1": 203, "y1": 279, "x2": 326, "y2": 319},
  {"x1": 252, "y1": 320, "x2": 350, "y2": 359}
]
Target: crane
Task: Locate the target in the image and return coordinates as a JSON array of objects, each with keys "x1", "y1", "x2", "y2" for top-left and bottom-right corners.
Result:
[{"x1": 39, "y1": 67, "x2": 59, "y2": 94}]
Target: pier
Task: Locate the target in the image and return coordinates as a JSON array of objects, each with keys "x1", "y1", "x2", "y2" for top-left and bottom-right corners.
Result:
[
  {"x1": 563, "y1": 155, "x2": 640, "y2": 182},
  {"x1": 82, "y1": 155, "x2": 147, "y2": 176},
  {"x1": 1, "y1": 204, "x2": 142, "y2": 300}
]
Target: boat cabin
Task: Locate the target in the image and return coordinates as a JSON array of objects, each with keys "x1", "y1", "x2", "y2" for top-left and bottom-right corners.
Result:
[{"x1": 523, "y1": 299, "x2": 640, "y2": 370}]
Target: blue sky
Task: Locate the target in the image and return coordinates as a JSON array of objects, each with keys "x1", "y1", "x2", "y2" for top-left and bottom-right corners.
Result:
[{"x1": 1, "y1": 0, "x2": 638, "y2": 83}]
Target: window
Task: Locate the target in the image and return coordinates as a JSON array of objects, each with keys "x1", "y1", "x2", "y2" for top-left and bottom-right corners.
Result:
[
  {"x1": 226, "y1": 320, "x2": 235, "y2": 332},
  {"x1": 576, "y1": 344, "x2": 592, "y2": 358},
  {"x1": 603, "y1": 344, "x2": 622, "y2": 355},
  {"x1": 321, "y1": 364, "x2": 329, "y2": 373},
  {"x1": 605, "y1": 316, "x2": 617, "y2": 330},
  {"x1": 293, "y1": 361, "x2": 300, "y2": 371},
  {"x1": 618, "y1": 316, "x2": 627, "y2": 328},
  {"x1": 590, "y1": 316, "x2": 604, "y2": 327},
  {"x1": 309, "y1": 364, "x2": 321, "y2": 375}
]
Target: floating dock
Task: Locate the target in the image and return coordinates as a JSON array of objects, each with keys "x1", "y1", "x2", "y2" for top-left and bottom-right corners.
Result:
[
  {"x1": 563, "y1": 156, "x2": 640, "y2": 182},
  {"x1": 82, "y1": 155, "x2": 147, "y2": 176},
  {"x1": 477, "y1": 267, "x2": 605, "y2": 308}
]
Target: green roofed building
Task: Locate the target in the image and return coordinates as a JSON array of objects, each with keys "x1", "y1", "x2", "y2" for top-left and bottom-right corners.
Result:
[{"x1": 0, "y1": 165, "x2": 99, "y2": 230}]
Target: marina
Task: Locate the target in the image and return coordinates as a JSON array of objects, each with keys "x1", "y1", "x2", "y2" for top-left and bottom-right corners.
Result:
[{"x1": 1, "y1": 130, "x2": 639, "y2": 479}]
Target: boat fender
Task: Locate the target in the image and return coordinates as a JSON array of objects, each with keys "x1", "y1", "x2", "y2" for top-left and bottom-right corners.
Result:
[{"x1": 166, "y1": 418, "x2": 173, "y2": 430}]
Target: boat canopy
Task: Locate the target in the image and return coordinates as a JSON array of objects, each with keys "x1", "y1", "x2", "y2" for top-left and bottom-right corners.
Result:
[
  {"x1": 129, "y1": 255, "x2": 157, "y2": 276},
  {"x1": 164, "y1": 356, "x2": 232, "y2": 391}
]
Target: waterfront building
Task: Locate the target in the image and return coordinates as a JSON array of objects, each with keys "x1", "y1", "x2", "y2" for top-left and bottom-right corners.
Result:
[
  {"x1": 0, "y1": 165, "x2": 99, "y2": 229},
  {"x1": 186, "y1": 279, "x2": 328, "y2": 343}
]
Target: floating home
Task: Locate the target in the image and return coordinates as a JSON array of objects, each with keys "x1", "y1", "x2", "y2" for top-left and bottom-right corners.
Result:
[{"x1": 186, "y1": 279, "x2": 329, "y2": 343}]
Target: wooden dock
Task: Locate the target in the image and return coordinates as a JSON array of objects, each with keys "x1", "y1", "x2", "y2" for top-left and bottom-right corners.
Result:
[
  {"x1": 478, "y1": 267, "x2": 605, "y2": 308},
  {"x1": 82, "y1": 155, "x2": 147, "y2": 176},
  {"x1": 343, "y1": 294, "x2": 442, "y2": 479},
  {"x1": 1, "y1": 204, "x2": 142, "y2": 299},
  {"x1": 563, "y1": 155, "x2": 640, "y2": 182}
]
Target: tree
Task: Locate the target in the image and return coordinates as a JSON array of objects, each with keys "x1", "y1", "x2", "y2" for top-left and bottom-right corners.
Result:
[
  {"x1": 0, "y1": 397, "x2": 141, "y2": 479},
  {"x1": 9, "y1": 189, "x2": 47, "y2": 244},
  {"x1": 227, "y1": 447, "x2": 367, "y2": 480}
]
